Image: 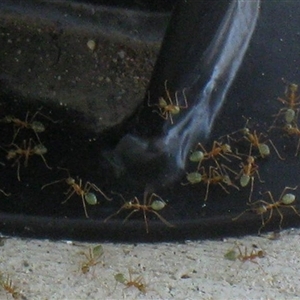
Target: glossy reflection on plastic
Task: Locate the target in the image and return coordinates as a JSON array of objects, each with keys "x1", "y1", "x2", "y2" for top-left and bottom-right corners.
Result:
[{"x1": 1, "y1": 0, "x2": 300, "y2": 242}]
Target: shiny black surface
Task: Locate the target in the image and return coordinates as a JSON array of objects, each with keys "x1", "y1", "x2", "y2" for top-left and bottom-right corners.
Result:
[{"x1": 1, "y1": 0, "x2": 300, "y2": 242}]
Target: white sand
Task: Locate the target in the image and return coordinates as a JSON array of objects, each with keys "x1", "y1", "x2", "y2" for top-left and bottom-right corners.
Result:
[{"x1": 0, "y1": 229, "x2": 299, "y2": 300}]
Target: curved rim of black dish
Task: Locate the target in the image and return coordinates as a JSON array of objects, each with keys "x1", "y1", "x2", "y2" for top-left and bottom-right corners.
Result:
[{"x1": 0, "y1": 210, "x2": 298, "y2": 243}]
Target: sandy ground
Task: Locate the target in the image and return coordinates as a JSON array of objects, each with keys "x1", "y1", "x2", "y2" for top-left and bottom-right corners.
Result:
[{"x1": 0, "y1": 228, "x2": 300, "y2": 300}]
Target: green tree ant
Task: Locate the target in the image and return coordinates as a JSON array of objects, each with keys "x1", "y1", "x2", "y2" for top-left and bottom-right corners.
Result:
[
  {"x1": 41, "y1": 168, "x2": 111, "y2": 218},
  {"x1": 1, "y1": 109, "x2": 58, "y2": 144},
  {"x1": 104, "y1": 192, "x2": 174, "y2": 233},
  {"x1": 1, "y1": 138, "x2": 51, "y2": 181},
  {"x1": 233, "y1": 186, "x2": 300, "y2": 234},
  {"x1": 148, "y1": 80, "x2": 188, "y2": 124},
  {"x1": 79, "y1": 244, "x2": 104, "y2": 274}
]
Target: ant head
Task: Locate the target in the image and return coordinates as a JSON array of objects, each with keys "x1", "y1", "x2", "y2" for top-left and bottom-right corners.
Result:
[
  {"x1": 242, "y1": 128, "x2": 250, "y2": 135},
  {"x1": 254, "y1": 205, "x2": 267, "y2": 215},
  {"x1": 222, "y1": 144, "x2": 232, "y2": 152},
  {"x1": 247, "y1": 156, "x2": 255, "y2": 164},
  {"x1": 257, "y1": 250, "x2": 265, "y2": 258},
  {"x1": 222, "y1": 175, "x2": 232, "y2": 186},
  {"x1": 290, "y1": 83, "x2": 298, "y2": 92},
  {"x1": 66, "y1": 178, "x2": 75, "y2": 185}
]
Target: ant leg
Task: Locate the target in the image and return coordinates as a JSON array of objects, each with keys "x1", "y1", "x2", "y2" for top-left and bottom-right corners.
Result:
[
  {"x1": 151, "y1": 210, "x2": 175, "y2": 228},
  {"x1": 232, "y1": 208, "x2": 252, "y2": 221},
  {"x1": 16, "y1": 160, "x2": 21, "y2": 182},
  {"x1": 268, "y1": 139, "x2": 285, "y2": 160},
  {"x1": 61, "y1": 189, "x2": 76, "y2": 204},
  {"x1": 87, "y1": 182, "x2": 112, "y2": 201},
  {"x1": 81, "y1": 195, "x2": 89, "y2": 218},
  {"x1": 248, "y1": 176, "x2": 254, "y2": 203},
  {"x1": 39, "y1": 154, "x2": 52, "y2": 169},
  {"x1": 143, "y1": 209, "x2": 149, "y2": 233},
  {"x1": 104, "y1": 206, "x2": 126, "y2": 223},
  {"x1": 204, "y1": 180, "x2": 211, "y2": 202},
  {"x1": 288, "y1": 206, "x2": 300, "y2": 218},
  {"x1": 122, "y1": 209, "x2": 139, "y2": 224},
  {"x1": 274, "y1": 205, "x2": 284, "y2": 230},
  {"x1": 181, "y1": 88, "x2": 188, "y2": 108},
  {"x1": 295, "y1": 136, "x2": 300, "y2": 156}
]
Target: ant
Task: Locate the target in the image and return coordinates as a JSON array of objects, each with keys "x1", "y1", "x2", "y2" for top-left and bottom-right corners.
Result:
[
  {"x1": 148, "y1": 80, "x2": 188, "y2": 124},
  {"x1": 0, "y1": 273, "x2": 22, "y2": 299},
  {"x1": 114, "y1": 268, "x2": 147, "y2": 294},
  {"x1": 183, "y1": 166, "x2": 239, "y2": 201},
  {"x1": 202, "y1": 166, "x2": 239, "y2": 201},
  {"x1": 189, "y1": 141, "x2": 241, "y2": 171},
  {"x1": 270, "y1": 79, "x2": 300, "y2": 127},
  {"x1": 229, "y1": 118, "x2": 284, "y2": 160},
  {"x1": 79, "y1": 244, "x2": 104, "y2": 274},
  {"x1": 41, "y1": 168, "x2": 112, "y2": 218},
  {"x1": 224, "y1": 153, "x2": 264, "y2": 202},
  {"x1": 233, "y1": 186, "x2": 300, "y2": 235},
  {"x1": 224, "y1": 243, "x2": 265, "y2": 262},
  {"x1": 104, "y1": 192, "x2": 174, "y2": 233},
  {"x1": 1, "y1": 139, "x2": 51, "y2": 181},
  {"x1": 224, "y1": 243, "x2": 266, "y2": 274},
  {"x1": 283, "y1": 123, "x2": 300, "y2": 156},
  {"x1": 1, "y1": 110, "x2": 57, "y2": 144}
]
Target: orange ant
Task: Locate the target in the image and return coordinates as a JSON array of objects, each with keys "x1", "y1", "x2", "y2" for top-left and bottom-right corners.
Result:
[
  {"x1": 183, "y1": 166, "x2": 239, "y2": 201},
  {"x1": 283, "y1": 123, "x2": 300, "y2": 156},
  {"x1": 229, "y1": 118, "x2": 285, "y2": 160},
  {"x1": 1, "y1": 110, "x2": 57, "y2": 144},
  {"x1": 270, "y1": 79, "x2": 300, "y2": 127},
  {"x1": 1, "y1": 138, "x2": 51, "y2": 181},
  {"x1": 104, "y1": 192, "x2": 174, "y2": 233},
  {"x1": 114, "y1": 268, "x2": 147, "y2": 294},
  {"x1": 202, "y1": 166, "x2": 239, "y2": 201},
  {"x1": 224, "y1": 243, "x2": 266, "y2": 274},
  {"x1": 0, "y1": 273, "x2": 21, "y2": 299},
  {"x1": 189, "y1": 141, "x2": 241, "y2": 171},
  {"x1": 224, "y1": 243, "x2": 265, "y2": 263},
  {"x1": 148, "y1": 80, "x2": 188, "y2": 124},
  {"x1": 233, "y1": 186, "x2": 300, "y2": 234},
  {"x1": 224, "y1": 153, "x2": 264, "y2": 202},
  {"x1": 41, "y1": 168, "x2": 112, "y2": 218},
  {"x1": 79, "y1": 244, "x2": 104, "y2": 274}
]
